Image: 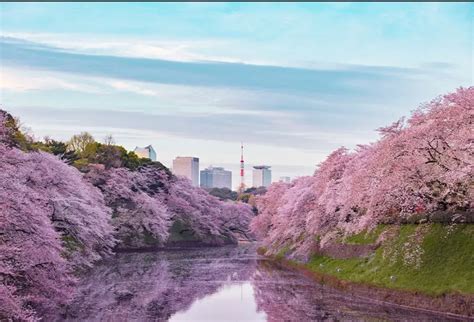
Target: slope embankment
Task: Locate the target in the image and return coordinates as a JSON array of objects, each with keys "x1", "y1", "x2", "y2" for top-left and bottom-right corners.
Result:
[{"x1": 262, "y1": 223, "x2": 474, "y2": 317}]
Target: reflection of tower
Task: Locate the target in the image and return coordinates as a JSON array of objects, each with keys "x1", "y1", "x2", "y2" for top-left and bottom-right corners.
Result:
[{"x1": 239, "y1": 142, "x2": 246, "y2": 193}]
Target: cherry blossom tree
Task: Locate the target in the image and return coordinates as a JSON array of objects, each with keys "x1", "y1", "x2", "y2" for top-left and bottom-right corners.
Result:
[
  {"x1": 167, "y1": 176, "x2": 254, "y2": 245},
  {"x1": 0, "y1": 108, "x2": 255, "y2": 320},
  {"x1": 85, "y1": 165, "x2": 172, "y2": 249},
  {"x1": 0, "y1": 146, "x2": 75, "y2": 319},
  {"x1": 251, "y1": 87, "x2": 474, "y2": 258},
  {"x1": 0, "y1": 148, "x2": 116, "y2": 268},
  {"x1": 1, "y1": 118, "x2": 115, "y2": 318},
  {"x1": 249, "y1": 182, "x2": 290, "y2": 241},
  {"x1": 85, "y1": 164, "x2": 254, "y2": 248}
]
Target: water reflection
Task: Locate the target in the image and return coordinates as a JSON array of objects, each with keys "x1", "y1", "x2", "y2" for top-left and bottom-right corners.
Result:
[
  {"x1": 61, "y1": 245, "x2": 460, "y2": 321},
  {"x1": 169, "y1": 283, "x2": 265, "y2": 321}
]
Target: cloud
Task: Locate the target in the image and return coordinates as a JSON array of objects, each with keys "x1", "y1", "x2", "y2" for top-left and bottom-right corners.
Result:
[
  {"x1": 1, "y1": 3, "x2": 470, "y2": 181},
  {"x1": 104, "y1": 79, "x2": 160, "y2": 97},
  {"x1": 0, "y1": 32, "x2": 230, "y2": 63},
  {"x1": 0, "y1": 66, "x2": 101, "y2": 92},
  {"x1": 2, "y1": 36, "x2": 465, "y2": 160},
  {"x1": 7, "y1": 105, "x2": 374, "y2": 153},
  {"x1": 1, "y1": 39, "x2": 462, "y2": 157},
  {"x1": 1, "y1": 36, "x2": 446, "y2": 100}
]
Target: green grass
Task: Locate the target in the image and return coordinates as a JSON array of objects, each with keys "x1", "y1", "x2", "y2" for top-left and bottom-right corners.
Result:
[
  {"x1": 342, "y1": 224, "x2": 387, "y2": 245},
  {"x1": 306, "y1": 224, "x2": 474, "y2": 296}
]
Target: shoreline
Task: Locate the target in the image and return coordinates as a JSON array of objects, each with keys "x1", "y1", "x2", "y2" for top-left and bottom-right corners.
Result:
[
  {"x1": 263, "y1": 252, "x2": 474, "y2": 318},
  {"x1": 114, "y1": 239, "x2": 256, "y2": 253}
]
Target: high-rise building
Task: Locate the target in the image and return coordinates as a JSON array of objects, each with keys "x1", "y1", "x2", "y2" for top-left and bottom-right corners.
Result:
[
  {"x1": 252, "y1": 165, "x2": 272, "y2": 188},
  {"x1": 200, "y1": 166, "x2": 232, "y2": 190},
  {"x1": 134, "y1": 145, "x2": 157, "y2": 161},
  {"x1": 172, "y1": 157, "x2": 199, "y2": 186},
  {"x1": 279, "y1": 176, "x2": 291, "y2": 183}
]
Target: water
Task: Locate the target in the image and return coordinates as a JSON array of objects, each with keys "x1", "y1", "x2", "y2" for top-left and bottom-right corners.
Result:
[{"x1": 61, "y1": 244, "x2": 462, "y2": 321}]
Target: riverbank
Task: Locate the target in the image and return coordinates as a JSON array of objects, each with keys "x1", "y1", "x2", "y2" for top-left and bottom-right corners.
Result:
[{"x1": 259, "y1": 223, "x2": 474, "y2": 317}]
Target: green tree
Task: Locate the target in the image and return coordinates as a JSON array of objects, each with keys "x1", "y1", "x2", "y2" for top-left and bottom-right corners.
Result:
[
  {"x1": 208, "y1": 187, "x2": 238, "y2": 201},
  {"x1": 2, "y1": 113, "x2": 31, "y2": 150},
  {"x1": 32, "y1": 137, "x2": 79, "y2": 164},
  {"x1": 68, "y1": 132, "x2": 96, "y2": 158}
]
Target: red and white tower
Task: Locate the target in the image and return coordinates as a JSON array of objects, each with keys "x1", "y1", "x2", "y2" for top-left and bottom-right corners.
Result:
[{"x1": 239, "y1": 142, "x2": 246, "y2": 193}]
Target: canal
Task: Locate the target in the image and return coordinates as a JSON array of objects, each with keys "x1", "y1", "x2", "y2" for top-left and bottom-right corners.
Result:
[{"x1": 60, "y1": 244, "x2": 461, "y2": 321}]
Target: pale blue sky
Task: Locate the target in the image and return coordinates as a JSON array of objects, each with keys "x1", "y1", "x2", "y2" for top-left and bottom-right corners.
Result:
[{"x1": 0, "y1": 2, "x2": 472, "y2": 187}]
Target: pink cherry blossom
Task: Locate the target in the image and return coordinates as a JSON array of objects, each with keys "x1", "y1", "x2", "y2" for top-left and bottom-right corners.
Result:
[{"x1": 251, "y1": 87, "x2": 474, "y2": 258}]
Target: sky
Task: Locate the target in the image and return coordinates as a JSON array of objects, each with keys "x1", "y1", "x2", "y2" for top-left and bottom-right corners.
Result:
[{"x1": 0, "y1": 2, "x2": 472, "y2": 188}]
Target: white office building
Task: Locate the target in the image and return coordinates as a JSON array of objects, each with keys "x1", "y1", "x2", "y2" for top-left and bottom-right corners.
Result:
[
  {"x1": 133, "y1": 145, "x2": 157, "y2": 161},
  {"x1": 252, "y1": 165, "x2": 272, "y2": 188},
  {"x1": 200, "y1": 166, "x2": 232, "y2": 190},
  {"x1": 173, "y1": 157, "x2": 199, "y2": 186}
]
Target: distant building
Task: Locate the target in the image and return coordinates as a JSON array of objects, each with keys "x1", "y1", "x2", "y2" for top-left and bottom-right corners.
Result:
[
  {"x1": 279, "y1": 176, "x2": 291, "y2": 183},
  {"x1": 134, "y1": 145, "x2": 157, "y2": 161},
  {"x1": 200, "y1": 166, "x2": 232, "y2": 190},
  {"x1": 173, "y1": 157, "x2": 199, "y2": 186},
  {"x1": 252, "y1": 165, "x2": 272, "y2": 188}
]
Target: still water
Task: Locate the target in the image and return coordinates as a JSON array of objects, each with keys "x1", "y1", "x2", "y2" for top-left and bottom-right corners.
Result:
[{"x1": 61, "y1": 244, "x2": 461, "y2": 321}]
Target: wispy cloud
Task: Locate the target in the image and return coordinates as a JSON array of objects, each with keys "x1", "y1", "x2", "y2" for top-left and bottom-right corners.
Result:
[
  {"x1": 0, "y1": 32, "x2": 231, "y2": 63},
  {"x1": 1, "y1": 37, "x2": 450, "y2": 97},
  {"x1": 7, "y1": 105, "x2": 373, "y2": 153},
  {"x1": 1, "y1": 36, "x2": 465, "y2": 158},
  {"x1": 0, "y1": 66, "x2": 101, "y2": 92},
  {"x1": 1, "y1": 2, "x2": 471, "y2": 180}
]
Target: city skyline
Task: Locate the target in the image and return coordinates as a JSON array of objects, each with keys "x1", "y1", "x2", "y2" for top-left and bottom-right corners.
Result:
[
  {"x1": 170, "y1": 148, "x2": 293, "y2": 190},
  {"x1": 1, "y1": 3, "x2": 472, "y2": 180}
]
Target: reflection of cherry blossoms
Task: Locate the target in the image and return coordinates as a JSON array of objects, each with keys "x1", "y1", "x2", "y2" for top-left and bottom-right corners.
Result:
[
  {"x1": 251, "y1": 260, "x2": 460, "y2": 321},
  {"x1": 61, "y1": 245, "x2": 257, "y2": 321},
  {"x1": 62, "y1": 246, "x2": 456, "y2": 321}
]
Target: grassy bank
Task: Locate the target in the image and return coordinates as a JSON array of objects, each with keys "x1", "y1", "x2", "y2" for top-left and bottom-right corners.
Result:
[{"x1": 304, "y1": 223, "x2": 474, "y2": 296}]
